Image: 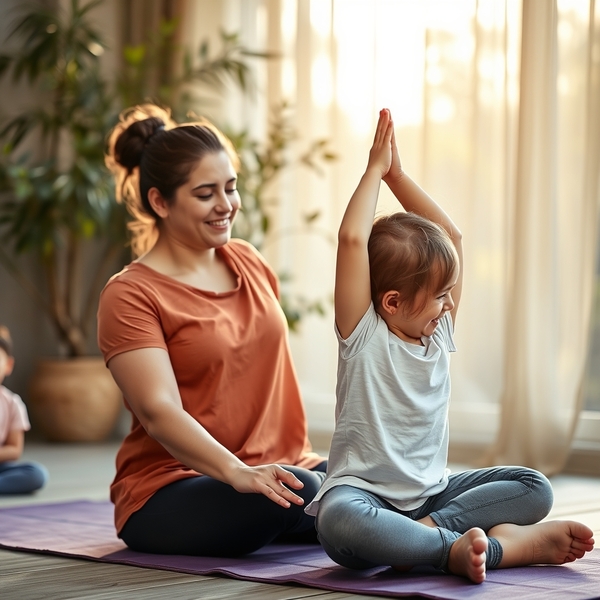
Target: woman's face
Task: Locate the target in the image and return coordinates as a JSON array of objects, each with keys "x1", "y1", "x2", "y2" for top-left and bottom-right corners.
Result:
[{"x1": 162, "y1": 150, "x2": 241, "y2": 251}]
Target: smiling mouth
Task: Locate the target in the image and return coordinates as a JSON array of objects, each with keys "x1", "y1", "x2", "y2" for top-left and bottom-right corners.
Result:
[{"x1": 207, "y1": 218, "x2": 230, "y2": 227}]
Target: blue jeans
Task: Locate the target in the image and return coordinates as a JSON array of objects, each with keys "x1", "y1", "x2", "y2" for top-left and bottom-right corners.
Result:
[
  {"x1": 315, "y1": 466, "x2": 553, "y2": 571},
  {"x1": 0, "y1": 461, "x2": 48, "y2": 494}
]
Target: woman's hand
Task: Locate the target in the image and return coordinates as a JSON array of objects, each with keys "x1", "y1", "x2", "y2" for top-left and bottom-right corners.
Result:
[
  {"x1": 229, "y1": 464, "x2": 305, "y2": 508},
  {"x1": 367, "y1": 108, "x2": 394, "y2": 178}
]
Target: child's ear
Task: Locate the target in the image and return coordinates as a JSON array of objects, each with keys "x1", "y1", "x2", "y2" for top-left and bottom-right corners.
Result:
[
  {"x1": 381, "y1": 290, "x2": 401, "y2": 315},
  {"x1": 147, "y1": 187, "x2": 170, "y2": 219}
]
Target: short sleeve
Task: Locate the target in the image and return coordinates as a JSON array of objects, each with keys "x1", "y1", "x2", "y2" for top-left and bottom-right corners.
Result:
[
  {"x1": 11, "y1": 392, "x2": 30, "y2": 431},
  {"x1": 0, "y1": 386, "x2": 30, "y2": 433},
  {"x1": 335, "y1": 303, "x2": 380, "y2": 360},
  {"x1": 97, "y1": 278, "x2": 168, "y2": 364},
  {"x1": 436, "y1": 312, "x2": 457, "y2": 353}
]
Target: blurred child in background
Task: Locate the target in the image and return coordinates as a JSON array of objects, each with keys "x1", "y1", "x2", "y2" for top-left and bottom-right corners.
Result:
[{"x1": 0, "y1": 325, "x2": 48, "y2": 494}]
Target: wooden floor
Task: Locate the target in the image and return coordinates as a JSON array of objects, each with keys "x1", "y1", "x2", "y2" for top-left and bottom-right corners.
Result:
[{"x1": 1, "y1": 442, "x2": 600, "y2": 600}]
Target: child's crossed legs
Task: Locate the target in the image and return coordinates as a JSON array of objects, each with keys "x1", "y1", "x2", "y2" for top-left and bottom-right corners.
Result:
[{"x1": 316, "y1": 466, "x2": 594, "y2": 583}]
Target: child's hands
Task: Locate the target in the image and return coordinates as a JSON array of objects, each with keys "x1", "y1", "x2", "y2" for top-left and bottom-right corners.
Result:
[
  {"x1": 367, "y1": 108, "x2": 394, "y2": 178},
  {"x1": 383, "y1": 125, "x2": 403, "y2": 185}
]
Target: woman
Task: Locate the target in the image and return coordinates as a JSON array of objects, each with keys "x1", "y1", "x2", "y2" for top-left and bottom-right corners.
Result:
[{"x1": 99, "y1": 104, "x2": 326, "y2": 557}]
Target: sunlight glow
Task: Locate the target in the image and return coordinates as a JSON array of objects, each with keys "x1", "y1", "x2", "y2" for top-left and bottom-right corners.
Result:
[
  {"x1": 310, "y1": 0, "x2": 331, "y2": 37},
  {"x1": 281, "y1": 0, "x2": 297, "y2": 99},
  {"x1": 334, "y1": 2, "x2": 376, "y2": 134},
  {"x1": 429, "y1": 94, "x2": 456, "y2": 123},
  {"x1": 558, "y1": 74, "x2": 571, "y2": 95},
  {"x1": 312, "y1": 53, "x2": 333, "y2": 107},
  {"x1": 282, "y1": 0, "x2": 297, "y2": 40},
  {"x1": 558, "y1": 0, "x2": 590, "y2": 20},
  {"x1": 310, "y1": 0, "x2": 522, "y2": 133}
]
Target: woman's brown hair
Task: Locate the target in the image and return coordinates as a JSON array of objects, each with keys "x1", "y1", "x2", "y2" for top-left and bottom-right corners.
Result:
[
  {"x1": 367, "y1": 212, "x2": 458, "y2": 315},
  {"x1": 105, "y1": 104, "x2": 240, "y2": 256}
]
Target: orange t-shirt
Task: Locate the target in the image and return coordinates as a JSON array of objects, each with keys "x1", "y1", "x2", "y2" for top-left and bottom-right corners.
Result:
[{"x1": 97, "y1": 239, "x2": 323, "y2": 533}]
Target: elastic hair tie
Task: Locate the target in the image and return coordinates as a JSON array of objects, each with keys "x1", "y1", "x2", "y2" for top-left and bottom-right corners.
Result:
[{"x1": 145, "y1": 124, "x2": 166, "y2": 145}]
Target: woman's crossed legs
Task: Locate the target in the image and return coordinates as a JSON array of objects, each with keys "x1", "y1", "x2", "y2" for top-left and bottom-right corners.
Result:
[{"x1": 120, "y1": 463, "x2": 327, "y2": 557}]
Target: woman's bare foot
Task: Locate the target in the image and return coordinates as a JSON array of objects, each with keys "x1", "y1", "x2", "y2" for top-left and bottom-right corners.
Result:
[
  {"x1": 488, "y1": 520, "x2": 595, "y2": 568},
  {"x1": 447, "y1": 527, "x2": 488, "y2": 584}
]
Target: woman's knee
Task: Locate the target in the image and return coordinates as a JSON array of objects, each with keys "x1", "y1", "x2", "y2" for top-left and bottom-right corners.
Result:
[{"x1": 285, "y1": 466, "x2": 325, "y2": 504}]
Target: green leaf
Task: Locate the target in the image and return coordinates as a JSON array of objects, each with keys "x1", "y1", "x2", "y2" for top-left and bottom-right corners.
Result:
[
  {"x1": 14, "y1": 179, "x2": 33, "y2": 199},
  {"x1": 80, "y1": 218, "x2": 95, "y2": 238},
  {"x1": 303, "y1": 210, "x2": 321, "y2": 224},
  {"x1": 123, "y1": 44, "x2": 146, "y2": 65}
]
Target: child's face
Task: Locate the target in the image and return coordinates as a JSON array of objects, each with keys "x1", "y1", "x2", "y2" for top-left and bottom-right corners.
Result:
[
  {"x1": 390, "y1": 280, "x2": 457, "y2": 343},
  {"x1": 0, "y1": 348, "x2": 14, "y2": 384},
  {"x1": 413, "y1": 287, "x2": 454, "y2": 336}
]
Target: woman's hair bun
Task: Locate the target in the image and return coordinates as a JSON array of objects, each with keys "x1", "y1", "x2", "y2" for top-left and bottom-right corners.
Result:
[
  {"x1": 106, "y1": 104, "x2": 175, "y2": 173},
  {"x1": 113, "y1": 116, "x2": 166, "y2": 172}
]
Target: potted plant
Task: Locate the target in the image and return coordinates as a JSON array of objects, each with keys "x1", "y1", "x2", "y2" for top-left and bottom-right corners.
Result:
[
  {"x1": 0, "y1": 0, "x2": 127, "y2": 441},
  {"x1": 0, "y1": 0, "x2": 334, "y2": 441}
]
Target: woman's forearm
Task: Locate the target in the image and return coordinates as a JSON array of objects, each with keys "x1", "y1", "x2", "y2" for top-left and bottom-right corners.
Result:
[{"x1": 141, "y1": 400, "x2": 247, "y2": 484}]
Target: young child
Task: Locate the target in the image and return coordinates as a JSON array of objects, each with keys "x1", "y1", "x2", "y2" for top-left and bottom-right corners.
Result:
[
  {"x1": 0, "y1": 325, "x2": 48, "y2": 494},
  {"x1": 305, "y1": 109, "x2": 595, "y2": 583}
]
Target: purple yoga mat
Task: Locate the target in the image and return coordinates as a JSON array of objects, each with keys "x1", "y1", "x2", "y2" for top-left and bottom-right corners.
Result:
[{"x1": 0, "y1": 500, "x2": 598, "y2": 599}]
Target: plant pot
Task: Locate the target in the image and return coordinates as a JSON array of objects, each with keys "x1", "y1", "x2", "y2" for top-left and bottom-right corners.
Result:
[{"x1": 28, "y1": 357, "x2": 122, "y2": 442}]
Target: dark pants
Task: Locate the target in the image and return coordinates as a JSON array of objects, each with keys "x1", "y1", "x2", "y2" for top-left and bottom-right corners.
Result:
[{"x1": 120, "y1": 461, "x2": 327, "y2": 557}]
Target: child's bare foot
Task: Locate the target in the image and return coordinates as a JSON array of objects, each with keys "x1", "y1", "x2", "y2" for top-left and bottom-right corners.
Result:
[
  {"x1": 447, "y1": 527, "x2": 488, "y2": 583},
  {"x1": 488, "y1": 520, "x2": 595, "y2": 568}
]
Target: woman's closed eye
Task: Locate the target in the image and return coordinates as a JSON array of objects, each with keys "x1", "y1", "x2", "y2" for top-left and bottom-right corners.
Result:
[{"x1": 196, "y1": 188, "x2": 237, "y2": 200}]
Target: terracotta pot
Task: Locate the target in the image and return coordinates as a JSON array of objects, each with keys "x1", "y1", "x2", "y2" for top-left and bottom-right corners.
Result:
[{"x1": 28, "y1": 357, "x2": 122, "y2": 442}]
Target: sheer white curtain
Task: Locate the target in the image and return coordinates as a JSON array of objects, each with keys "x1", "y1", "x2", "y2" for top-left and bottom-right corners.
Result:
[
  {"x1": 486, "y1": 0, "x2": 600, "y2": 473},
  {"x1": 181, "y1": 0, "x2": 600, "y2": 470}
]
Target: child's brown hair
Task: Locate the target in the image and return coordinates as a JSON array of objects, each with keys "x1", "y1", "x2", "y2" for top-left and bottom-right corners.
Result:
[
  {"x1": 0, "y1": 325, "x2": 13, "y2": 357},
  {"x1": 367, "y1": 212, "x2": 458, "y2": 315}
]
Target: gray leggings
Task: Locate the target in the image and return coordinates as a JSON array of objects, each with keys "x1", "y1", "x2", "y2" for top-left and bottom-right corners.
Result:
[{"x1": 315, "y1": 466, "x2": 553, "y2": 571}]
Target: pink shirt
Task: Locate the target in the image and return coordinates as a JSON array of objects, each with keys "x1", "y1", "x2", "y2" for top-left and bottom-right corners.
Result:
[{"x1": 0, "y1": 385, "x2": 30, "y2": 444}]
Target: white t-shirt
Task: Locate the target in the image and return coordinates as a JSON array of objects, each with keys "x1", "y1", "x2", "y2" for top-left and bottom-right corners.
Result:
[
  {"x1": 0, "y1": 385, "x2": 31, "y2": 445},
  {"x1": 305, "y1": 304, "x2": 456, "y2": 516}
]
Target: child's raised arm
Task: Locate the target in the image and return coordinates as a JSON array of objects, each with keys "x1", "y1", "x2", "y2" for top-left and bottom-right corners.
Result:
[
  {"x1": 335, "y1": 109, "x2": 394, "y2": 339},
  {"x1": 383, "y1": 128, "x2": 464, "y2": 323}
]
